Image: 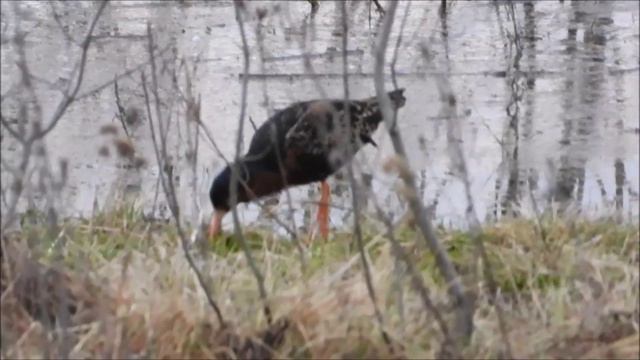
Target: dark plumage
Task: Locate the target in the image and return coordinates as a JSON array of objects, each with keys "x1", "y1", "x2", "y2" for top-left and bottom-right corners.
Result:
[{"x1": 209, "y1": 89, "x2": 406, "y2": 237}]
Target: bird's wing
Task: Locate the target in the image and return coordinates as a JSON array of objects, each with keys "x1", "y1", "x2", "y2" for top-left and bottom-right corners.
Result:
[{"x1": 284, "y1": 101, "x2": 337, "y2": 155}]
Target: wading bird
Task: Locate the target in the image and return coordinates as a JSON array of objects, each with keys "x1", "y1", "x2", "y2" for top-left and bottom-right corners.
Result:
[{"x1": 209, "y1": 89, "x2": 406, "y2": 239}]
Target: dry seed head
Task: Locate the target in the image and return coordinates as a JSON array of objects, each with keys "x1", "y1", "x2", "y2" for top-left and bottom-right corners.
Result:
[
  {"x1": 125, "y1": 107, "x2": 141, "y2": 126},
  {"x1": 399, "y1": 210, "x2": 416, "y2": 229},
  {"x1": 35, "y1": 144, "x2": 46, "y2": 157},
  {"x1": 185, "y1": 150, "x2": 196, "y2": 163},
  {"x1": 133, "y1": 157, "x2": 147, "y2": 169},
  {"x1": 113, "y1": 138, "x2": 136, "y2": 159},
  {"x1": 382, "y1": 158, "x2": 394, "y2": 173},
  {"x1": 447, "y1": 93, "x2": 457, "y2": 107},
  {"x1": 98, "y1": 145, "x2": 110, "y2": 157},
  {"x1": 418, "y1": 136, "x2": 427, "y2": 152},
  {"x1": 59, "y1": 158, "x2": 69, "y2": 182},
  {"x1": 185, "y1": 101, "x2": 200, "y2": 123},
  {"x1": 256, "y1": 7, "x2": 268, "y2": 20},
  {"x1": 382, "y1": 155, "x2": 411, "y2": 178},
  {"x1": 100, "y1": 124, "x2": 119, "y2": 135},
  {"x1": 396, "y1": 182, "x2": 418, "y2": 202}
]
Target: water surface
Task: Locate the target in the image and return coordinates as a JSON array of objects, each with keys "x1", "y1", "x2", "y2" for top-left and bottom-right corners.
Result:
[{"x1": 1, "y1": 1, "x2": 638, "y2": 232}]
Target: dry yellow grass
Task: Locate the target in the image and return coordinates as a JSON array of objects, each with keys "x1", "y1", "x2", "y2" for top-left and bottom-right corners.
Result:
[{"x1": 1, "y1": 205, "x2": 638, "y2": 359}]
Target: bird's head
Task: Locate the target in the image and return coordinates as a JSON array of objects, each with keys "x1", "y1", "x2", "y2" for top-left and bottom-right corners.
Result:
[
  {"x1": 209, "y1": 166, "x2": 231, "y2": 238},
  {"x1": 210, "y1": 165, "x2": 233, "y2": 212},
  {"x1": 208, "y1": 161, "x2": 256, "y2": 237},
  {"x1": 387, "y1": 88, "x2": 406, "y2": 109}
]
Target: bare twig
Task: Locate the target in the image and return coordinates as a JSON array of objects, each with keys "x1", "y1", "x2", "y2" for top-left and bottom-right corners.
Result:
[
  {"x1": 196, "y1": 118, "x2": 231, "y2": 165},
  {"x1": 141, "y1": 70, "x2": 224, "y2": 326},
  {"x1": 508, "y1": 2, "x2": 522, "y2": 57},
  {"x1": 0, "y1": 1, "x2": 105, "y2": 233},
  {"x1": 371, "y1": 0, "x2": 385, "y2": 14},
  {"x1": 232, "y1": 2, "x2": 272, "y2": 325},
  {"x1": 113, "y1": 79, "x2": 130, "y2": 138},
  {"x1": 75, "y1": 44, "x2": 173, "y2": 100},
  {"x1": 387, "y1": 0, "x2": 412, "y2": 336},
  {"x1": 255, "y1": 12, "x2": 273, "y2": 118},
  {"x1": 248, "y1": 116, "x2": 258, "y2": 132},
  {"x1": 0, "y1": 113, "x2": 24, "y2": 143},
  {"x1": 36, "y1": 0, "x2": 108, "y2": 141},
  {"x1": 371, "y1": 198, "x2": 454, "y2": 349},
  {"x1": 268, "y1": 119, "x2": 307, "y2": 272},
  {"x1": 374, "y1": 1, "x2": 473, "y2": 349},
  {"x1": 436, "y1": 5, "x2": 514, "y2": 356},
  {"x1": 445, "y1": 92, "x2": 513, "y2": 356},
  {"x1": 140, "y1": 24, "x2": 225, "y2": 327},
  {"x1": 182, "y1": 62, "x2": 202, "y2": 220},
  {"x1": 299, "y1": 16, "x2": 328, "y2": 99},
  {"x1": 528, "y1": 171, "x2": 547, "y2": 243},
  {"x1": 1, "y1": 83, "x2": 18, "y2": 104},
  {"x1": 340, "y1": 2, "x2": 392, "y2": 351},
  {"x1": 390, "y1": 1, "x2": 411, "y2": 90},
  {"x1": 48, "y1": 1, "x2": 77, "y2": 45}
]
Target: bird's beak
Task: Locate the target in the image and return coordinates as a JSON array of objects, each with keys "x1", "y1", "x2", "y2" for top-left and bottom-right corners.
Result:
[{"x1": 208, "y1": 209, "x2": 227, "y2": 238}]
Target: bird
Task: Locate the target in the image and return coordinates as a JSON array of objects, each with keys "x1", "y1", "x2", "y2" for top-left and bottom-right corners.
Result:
[{"x1": 208, "y1": 88, "x2": 406, "y2": 239}]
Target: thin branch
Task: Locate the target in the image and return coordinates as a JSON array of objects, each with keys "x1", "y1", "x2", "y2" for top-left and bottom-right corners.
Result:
[
  {"x1": 196, "y1": 118, "x2": 231, "y2": 165},
  {"x1": 527, "y1": 171, "x2": 548, "y2": 243},
  {"x1": 232, "y1": 2, "x2": 272, "y2": 325},
  {"x1": 371, "y1": 0, "x2": 385, "y2": 14},
  {"x1": 145, "y1": 26, "x2": 170, "y2": 152},
  {"x1": 374, "y1": 1, "x2": 473, "y2": 349},
  {"x1": 255, "y1": 13, "x2": 273, "y2": 118},
  {"x1": 48, "y1": 1, "x2": 77, "y2": 45},
  {"x1": 1, "y1": 5, "x2": 43, "y2": 233},
  {"x1": 508, "y1": 2, "x2": 522, "y2": 56},
  {"x1": 371, "y1": 198, "x2": 454, "y2": 349},
  {"x1": 12, "y1": 2, "x2": 43, "y2": 127},
  {"x1": 183, "y1": 62, "x2": 202, "y2": 222},
  {"x1": 113, "y1": 79, "x2": 130, "y2": 138},
  {"x1": 0, "y1": 114, "x2": 24, "y2": 144},
  {"x1": 141, "y1": 70, "x2": 225, "y2": 327},
  {"x1": 340, "y1": 2, "x2": 392, "y2": 351},
  {"x1": 0, "y1": 83, "x2": 18, "y2": 104},
  {"x1": 437, "y1": 4, "x2": 514, "y2": 355},
  {"x1": 75, "y1": 44, "x2": 173, "y2": 100},
  {"x1": 453, "y1": 119, "x2": 514, "y2": 358},
  {"x1": 390, "y1": 1, "x2": 411, "y2": 90},
  {"x1": 248, "y1": 116, "x2": 258, "y2": 132},
  {"x1": 386, "y1": 1, "x2": 411, "y2": 336},
  {"x1": 36, "y1": 0, "x2": 108, "y2": 141},
  {"x1": 268, "y1": 121, "x2": 307, "y2": 273},
  {"x1": 140, "y1": 26, "x2": 225, "y2": 327},
  {"x1": 299, "y1": 16, "x2": 328, "y2": 99}
]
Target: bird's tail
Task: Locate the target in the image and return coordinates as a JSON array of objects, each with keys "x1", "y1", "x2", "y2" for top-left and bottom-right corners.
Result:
[{"x1": 387, "y1": 88, "x2": 406, "y2": 109}]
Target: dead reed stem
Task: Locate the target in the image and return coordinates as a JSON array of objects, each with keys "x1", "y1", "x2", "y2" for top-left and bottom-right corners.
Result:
[
  {"x1": 373, "y1": 0, "x2": 473, "y2": 351},
  {"x1": 231, "y1": 2, "x2": 272, "y2": 326},
  {"x1": 340, "y1": 1, "x2": 393, "y2": 352}
]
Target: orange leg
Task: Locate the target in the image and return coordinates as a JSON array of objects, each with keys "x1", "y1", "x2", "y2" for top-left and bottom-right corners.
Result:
[
  {"x1": 208, "y1": 210, "x2": 227, "y2": 239},
  {"x1": 316, "y1": 180, "x2": 331, "y2": 239}
]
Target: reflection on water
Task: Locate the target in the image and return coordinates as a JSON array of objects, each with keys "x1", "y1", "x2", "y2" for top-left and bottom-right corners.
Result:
[{"x1": 1, "y1": 1, "x2": 638, "y2": 232}]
